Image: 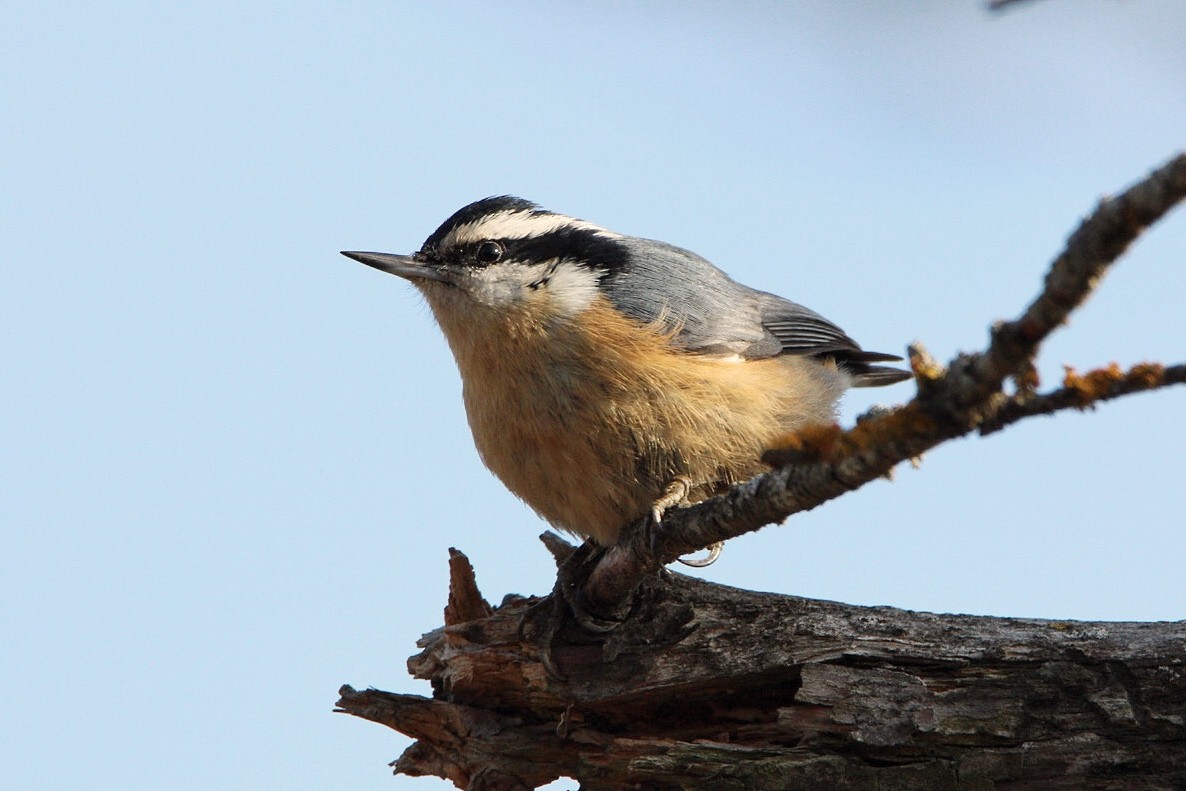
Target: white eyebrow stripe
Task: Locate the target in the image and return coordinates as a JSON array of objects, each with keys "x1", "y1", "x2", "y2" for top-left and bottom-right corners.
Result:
[{"x1": 443, "y1": 210, "x2": 620, "y2": 247}]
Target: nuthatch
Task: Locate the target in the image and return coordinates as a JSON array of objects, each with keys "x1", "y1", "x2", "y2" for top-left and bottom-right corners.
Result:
[{"x1": 343, "y1": 197, "x2": 909, "y2": 557}]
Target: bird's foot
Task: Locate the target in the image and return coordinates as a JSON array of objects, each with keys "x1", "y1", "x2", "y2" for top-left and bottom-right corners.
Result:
[
  {"x1": 650, "y1": 475, "x2": 692, "y2": 524},
  {"x1": 649, "y1": 476, "x2": 724, "y2": 568}
]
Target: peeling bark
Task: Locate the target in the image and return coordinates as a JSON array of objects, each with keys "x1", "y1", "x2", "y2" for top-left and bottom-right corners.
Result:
[
  {"x1": 338, "y1": 551, "x2": 1186, "y2": 790},
  {"x1": 337, "y1": 153, "x2": 1186, "y2": 789}
]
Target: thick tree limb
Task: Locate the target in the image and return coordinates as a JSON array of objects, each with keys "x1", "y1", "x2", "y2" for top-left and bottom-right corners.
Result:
[
  {"x1": 338, "y1": 553, "x2": 1186, "y2": 790},
  {"x1": 339, "y1": 154, "x2": 1186, "y2": 788}
]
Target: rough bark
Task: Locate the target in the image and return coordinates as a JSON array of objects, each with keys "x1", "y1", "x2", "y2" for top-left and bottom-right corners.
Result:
[
  {"x1": 337, "y1": 549, "x2": 1186, "y2": 790},
  {"x1": 337, "y1": 153, "x2": 1186, "y2": 788}
]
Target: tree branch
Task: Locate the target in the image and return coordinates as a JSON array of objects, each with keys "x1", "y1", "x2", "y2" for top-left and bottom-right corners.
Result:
[
  {"x1": 338, "y1": 554, "x2": 1186, "y2": 790},
  {"x1": 981, "y1": 361, "x2": 1186, "y2": 435},
  {"x1": 583, "y1": 151, "x2": 1186, "y2": 615},
  {"x1": 338, "y1": 153, "x2": 1186, "y2": 788}
]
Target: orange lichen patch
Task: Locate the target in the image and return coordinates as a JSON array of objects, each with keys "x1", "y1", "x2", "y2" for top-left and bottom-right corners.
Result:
[
  {"x1": 762, "y1": 404, "x2": 938, "y2": 466},
  {"x1": 1061, "y1": 362, "x2": 1166, "y2": 407},
  {"x1": 852, "y1": 402, "x2": 938, "y2": 445},
  {"x1": 909, "y1": 350, "x2": 946, "y2": 383},
  {"x1": 1127, "y1": 361, "x2": 1169, "y2": 387},
  {"x1": 761, "y1": 423, "x2": 845, "y2": 465}
]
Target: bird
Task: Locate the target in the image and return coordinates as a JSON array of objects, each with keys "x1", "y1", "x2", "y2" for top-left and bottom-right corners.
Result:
[{"x1": 343, "y1": 196, "x2": 909, "y2": 558}]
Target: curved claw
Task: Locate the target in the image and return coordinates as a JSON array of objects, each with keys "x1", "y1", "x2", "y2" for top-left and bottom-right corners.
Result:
[
  {"x1": 651, "y1": 476, "x2": 722, "y2": 568},
  {"x1": 676, "y1": 541, "x2": 723, "y2": 568},
  {"x1": 651, "y1": 476, "x2": 693, "y2": 524}
]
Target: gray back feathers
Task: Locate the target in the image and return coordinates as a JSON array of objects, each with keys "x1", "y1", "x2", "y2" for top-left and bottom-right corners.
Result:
[
  {"x1": 417, "y1": 197, "x2": 909, "y2": 388},
  {"x1": 601, "y1": 237, "x2": 909, "y2": 387}
]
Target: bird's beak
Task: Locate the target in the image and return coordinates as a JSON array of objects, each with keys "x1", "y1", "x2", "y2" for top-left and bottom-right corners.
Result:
[{"x1": 340, "y1": 251, "x2": 450, "y2": 283}]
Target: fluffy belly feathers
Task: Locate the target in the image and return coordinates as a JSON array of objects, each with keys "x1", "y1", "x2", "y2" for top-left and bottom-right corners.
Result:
[{"x1": 439, "y1": 297, "x2": 847, "y2": 545}]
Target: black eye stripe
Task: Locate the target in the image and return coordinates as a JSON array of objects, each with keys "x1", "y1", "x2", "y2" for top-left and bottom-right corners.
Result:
[
  {"x1": 421, "y1": 215, "x2": 630, "y2": 273},
  {"x1": 501, "y1": 227, "x2": 628, "y2": 271}
]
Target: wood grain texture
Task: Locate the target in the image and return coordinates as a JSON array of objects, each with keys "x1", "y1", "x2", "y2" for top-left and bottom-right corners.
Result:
[{"x1": 338, "y1": 555, "x2": 1186, "y2": 790}]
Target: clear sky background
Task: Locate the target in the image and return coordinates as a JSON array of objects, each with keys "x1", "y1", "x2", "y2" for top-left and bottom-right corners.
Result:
[{"x1": 3, "y1": 2, "x2": 1184, "y2": 790}]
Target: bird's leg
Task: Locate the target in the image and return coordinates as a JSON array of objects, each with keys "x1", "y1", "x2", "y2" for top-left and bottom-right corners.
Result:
[{"x1": 649, "y1": 476, "x2": 724, "y2": 568}]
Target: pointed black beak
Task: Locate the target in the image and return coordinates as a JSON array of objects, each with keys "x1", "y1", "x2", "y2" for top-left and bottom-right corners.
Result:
[{"x1": 340, "y1": 251, "x2": 450, "y2": 283}]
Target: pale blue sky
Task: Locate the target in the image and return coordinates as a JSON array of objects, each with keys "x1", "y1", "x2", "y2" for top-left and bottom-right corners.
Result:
[{"x1": 3, "y1": 2, "x2": 1184, "y2": 789}]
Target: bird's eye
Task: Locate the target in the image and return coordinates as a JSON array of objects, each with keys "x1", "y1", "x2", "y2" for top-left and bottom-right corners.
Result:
[{"x1": 475, "y1": 240, "x2": 504, "y2": 265}]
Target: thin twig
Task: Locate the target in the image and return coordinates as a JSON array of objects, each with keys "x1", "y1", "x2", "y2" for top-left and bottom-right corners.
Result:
[
  {"x1": 582, "y1": 152, "x2": 1186, "y2": 615},
  {"x1": 980, "y1": 362, "x2": 1186, "y2": 435}
]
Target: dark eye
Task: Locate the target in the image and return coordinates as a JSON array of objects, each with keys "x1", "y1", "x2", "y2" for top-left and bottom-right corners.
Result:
[{"x1": 475, "y1": 240, "x2": 504, "y2": 265}]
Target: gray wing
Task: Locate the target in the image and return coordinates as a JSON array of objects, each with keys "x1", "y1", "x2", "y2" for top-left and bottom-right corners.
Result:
[
  {"x1": 600, "y1": 237, "x2": 909, "y2": 387},
  {"x1": 756, "y1": 291, "x2": 910, "y2": 386}
]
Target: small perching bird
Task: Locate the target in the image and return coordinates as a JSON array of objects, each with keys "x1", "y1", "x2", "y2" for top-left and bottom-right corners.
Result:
[{"x1": 343, "y1": 197, "x2": 908, "y2": 558}]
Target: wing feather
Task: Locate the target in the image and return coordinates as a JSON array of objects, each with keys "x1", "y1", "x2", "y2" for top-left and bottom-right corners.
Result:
[{"x1": 599, "y1": 237, "x2": 909, "y2": 386}]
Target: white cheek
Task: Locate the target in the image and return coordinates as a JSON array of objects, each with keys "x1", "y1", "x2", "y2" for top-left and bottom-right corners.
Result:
[
  {"x1": 460, "y1": 265, "x2": 534, "y2": 306},
  {"x1": 542, "y1": 263, "x2": 599, "y2": 316},
  {"x1": 450, "y1": 262, "x2": 600, "y2": 317}
]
